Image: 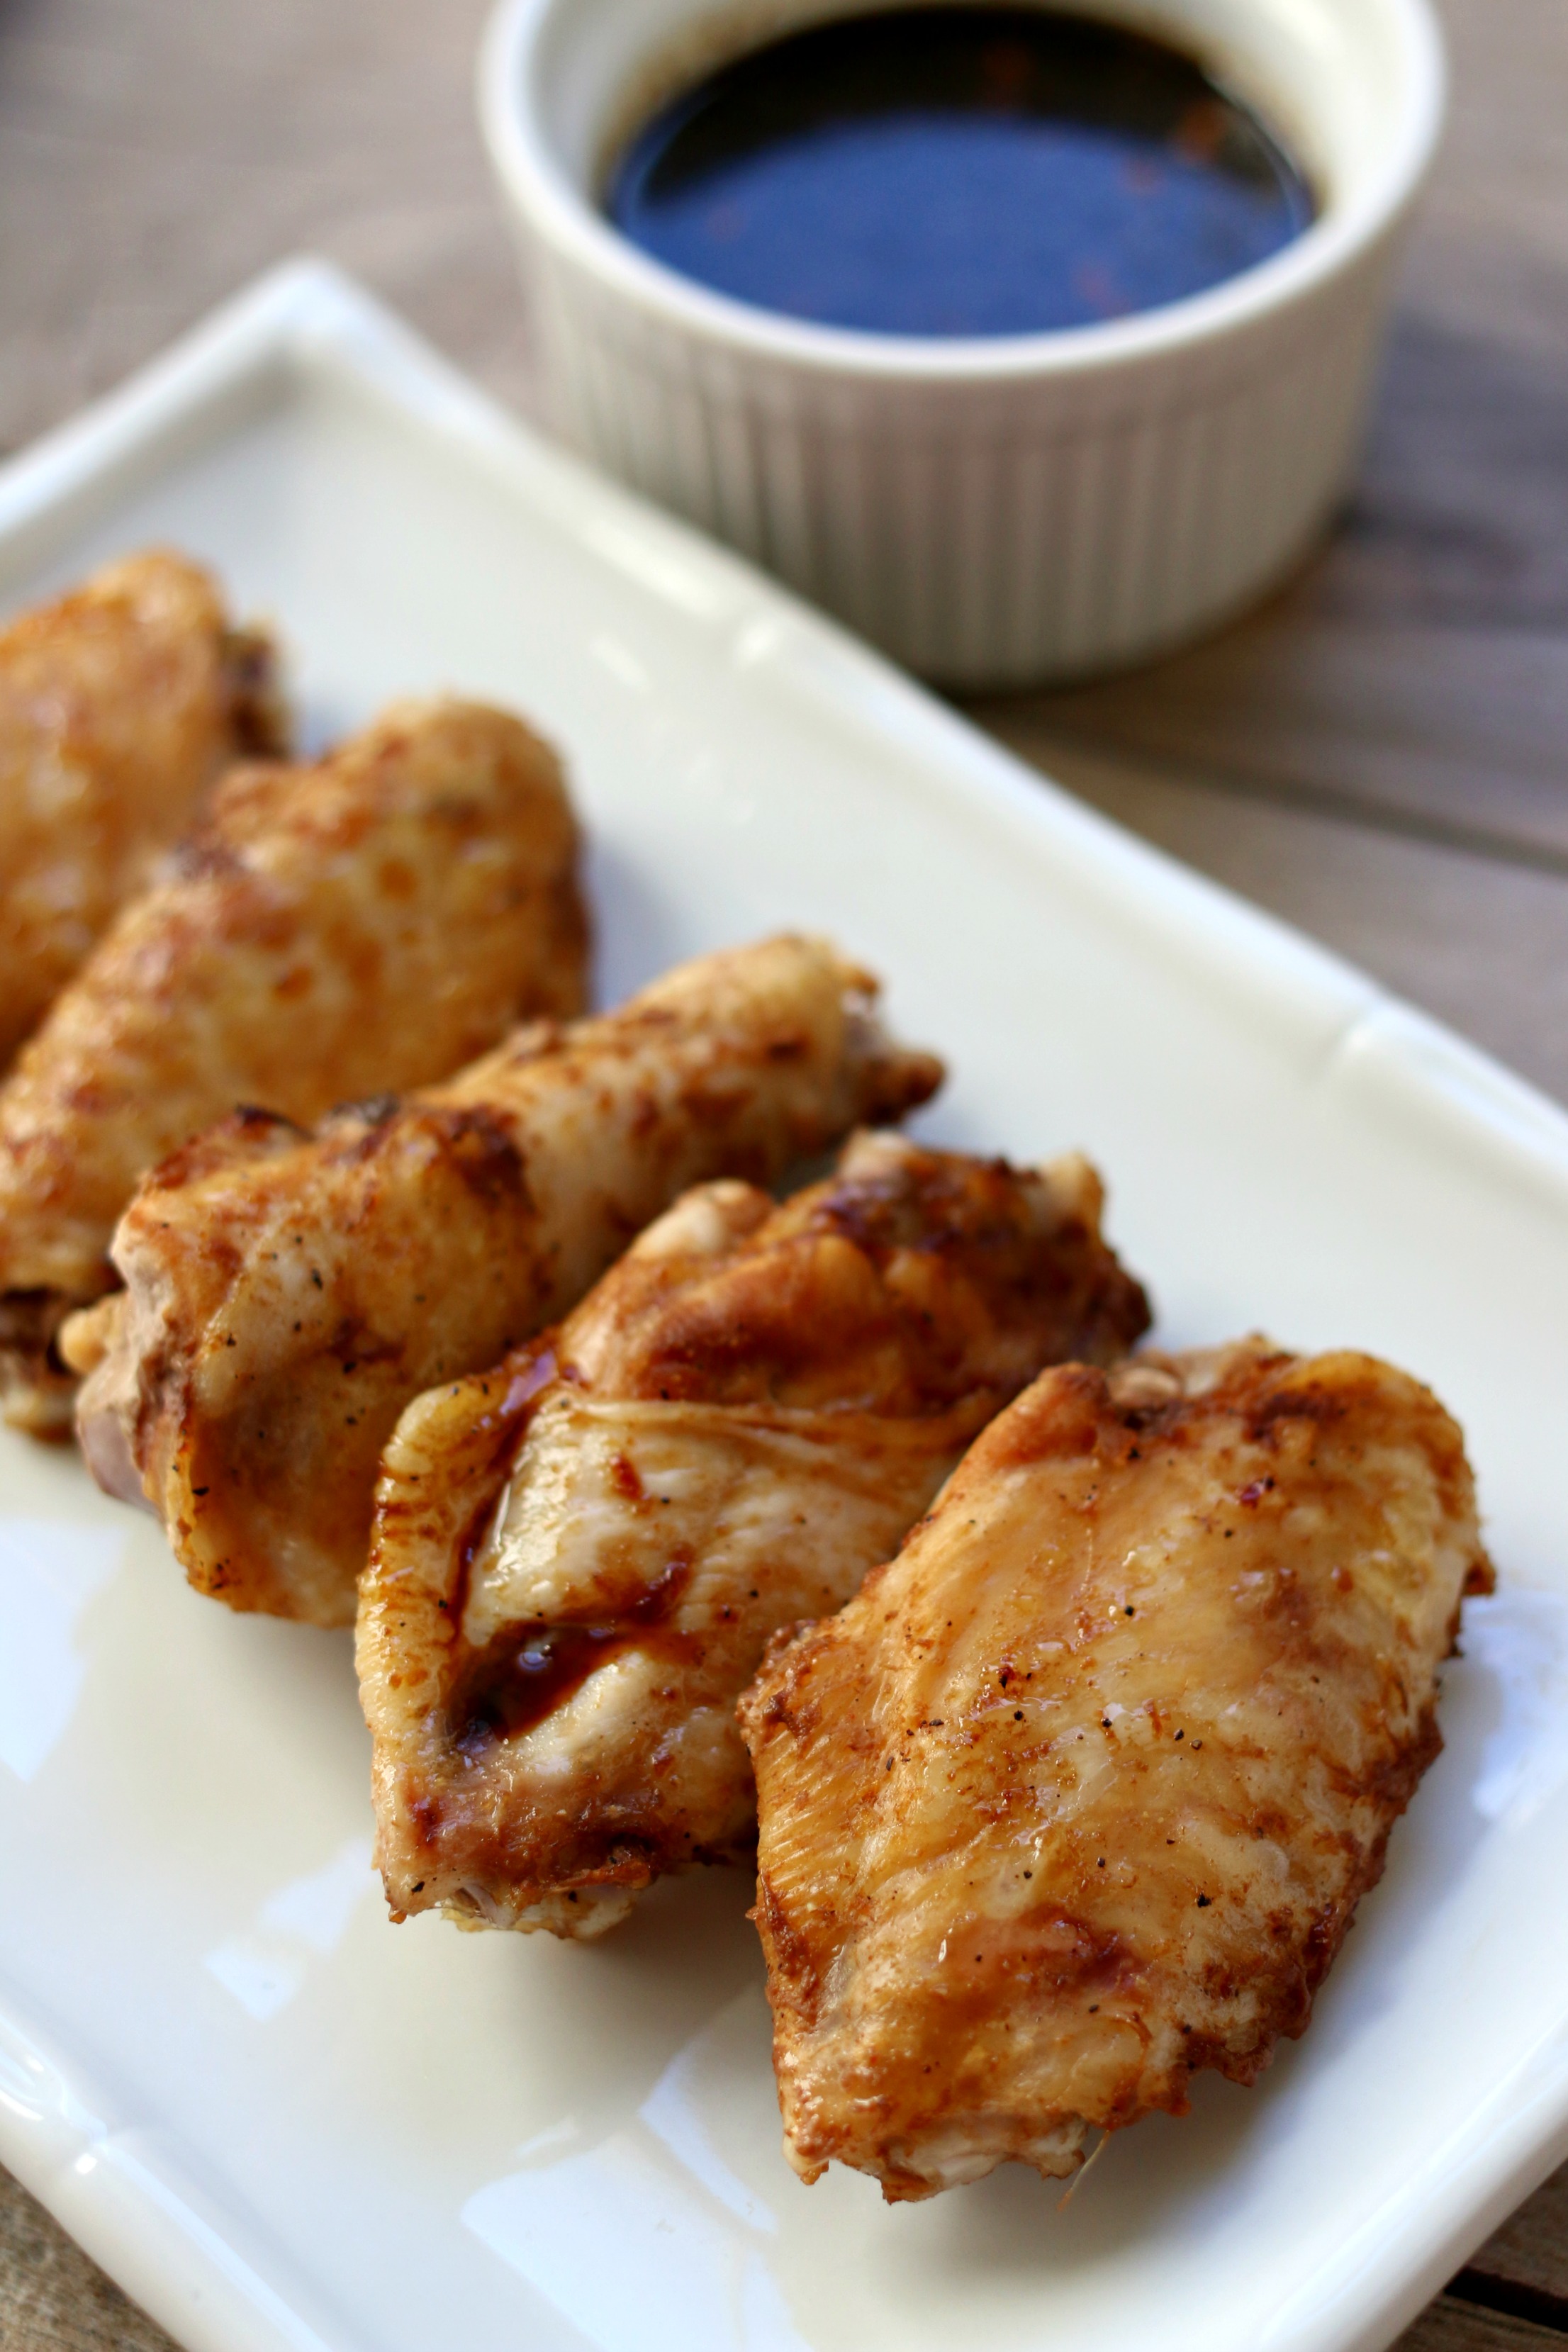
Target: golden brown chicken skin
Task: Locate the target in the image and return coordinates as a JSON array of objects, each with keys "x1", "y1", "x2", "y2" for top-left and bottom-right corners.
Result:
[
  {"x1": 358, "y1": 1133, "x2": 1150, "y2": 1939},
  {"x1": 740, "y1": 1338, "x2": 1492, "y2": 2202},
  {"x1": 71, "y1": 939, "x2": 941, "y2": 1626},
  {"x1": 1, "y1": 698, "x2": 586, "y2": 1435},
  {"x1": 0, "y1": 548, "x2": 283, "y2": 1068}
]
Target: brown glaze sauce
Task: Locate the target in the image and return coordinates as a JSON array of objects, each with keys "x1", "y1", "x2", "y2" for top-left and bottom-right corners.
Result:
[
  {"x1": 449, "y1": 1555, "x2": 693, "y2": 1757},
  {"x1": 445, "y1": 1343, "x2": 561, "y2": 1630}
]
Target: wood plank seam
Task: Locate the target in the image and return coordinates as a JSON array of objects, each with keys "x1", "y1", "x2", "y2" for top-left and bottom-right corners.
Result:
[{"x1": 985, "y1": 719, "x2": 1568, "y2": 883}]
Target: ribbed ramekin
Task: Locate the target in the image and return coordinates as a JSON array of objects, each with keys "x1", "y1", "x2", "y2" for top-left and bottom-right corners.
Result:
[{"x1": 479, "y1": 0, "x2": 1444, "y2": 688}]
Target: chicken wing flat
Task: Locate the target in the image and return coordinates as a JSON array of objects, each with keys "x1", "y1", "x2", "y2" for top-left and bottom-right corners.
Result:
[
  {"x1": 0, "y1": 548, "x2": 283, "y2": 1068},
  {"x1": 359, "y1": 1133, "x2": 1150, "y2": 1940},
  {"x1": 2, "y1": 698, "x2": 586, "y2": 1435},
  {"x1": 740, "y1": 1338, "x2": 1492, "y2": 2201},
  {"x1": 71, "y1": 938, "x2": 941, "y2": 1626}
]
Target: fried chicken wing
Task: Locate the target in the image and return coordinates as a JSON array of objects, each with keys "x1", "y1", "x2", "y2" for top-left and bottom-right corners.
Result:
[
  {"x1": 739, "y1": 1338, "x2": 1492, "y2": 2201},
  {"x1": 358, "y1": 1133, "x2": 1150, "y2": 1939},
  {"x1": 0, "y1": 549, "x2": 283, "y2": 1068},
  {"x1": 2, "y1": 698, "x2": 586, "y2": 1433},
  {"x1": 71, "y1": 939, "x2": 941, "y2": 1626}
]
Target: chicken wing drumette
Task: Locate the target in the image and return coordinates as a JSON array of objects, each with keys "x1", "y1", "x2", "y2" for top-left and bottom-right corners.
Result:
[
  {"x1": 3, "y1": 698, "x2": 586, "y2": 1433},
  {"x1": 71, "y1": 939, "x2": 942, "y2": 1624},
  {"x1": 0, "y1": 548, "x2": 283, "y2": 1068},
  {"x1": 740, "y1": 1338, "x2": 1492, "y2": 2201},
  {"x1": 358, "y1": 1132, "x2": 1149, "y2": 1938}
]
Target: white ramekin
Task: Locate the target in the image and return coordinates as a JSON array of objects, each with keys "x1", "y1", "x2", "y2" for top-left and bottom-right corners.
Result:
[{"x1": 479, "y1": 0, "x2": 1444, "y2": 688}]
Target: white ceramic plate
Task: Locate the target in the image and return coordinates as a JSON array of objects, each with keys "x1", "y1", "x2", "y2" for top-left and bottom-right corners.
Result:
[{"x1": 3, "y1": 262, "x2": 1568, "y2": 2352}]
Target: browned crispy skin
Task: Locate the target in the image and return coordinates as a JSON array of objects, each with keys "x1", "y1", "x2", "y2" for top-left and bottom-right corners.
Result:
[
  {"x1": 358, "y1": 1133, "x2": 1149, "y2": 1938},
  {"x1": 740, "y1": 1339, "x2": 1493, "y2": 2202},
  {"x1": 1, "y1": 698, "x2": 586, "y2": 1433},
  {"x1": 72, "y1": 938, "x2": 942, "y2": 1626},
  {"x1": 0, "y1": 549, "x2": 284, "y2": 1068}
]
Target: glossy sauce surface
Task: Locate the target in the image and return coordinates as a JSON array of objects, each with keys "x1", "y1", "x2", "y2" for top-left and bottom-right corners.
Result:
[
  {"x1": 449, "y1": 1555, "x2": 694, "y2": 1756},
  {"x1": 605, "y1": 6, "x2": 1315, "y2": 338}
]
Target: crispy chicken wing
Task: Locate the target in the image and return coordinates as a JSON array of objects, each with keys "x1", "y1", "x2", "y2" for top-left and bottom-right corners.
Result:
[
  {"x1": 71, "y1": 939, "x2": 941, "y2": 1626},
  {"x1": 740, "y1": 1338, "x2": 1492, "y2": 2201},
  {"x1": 2, "y1": 698, "x2": 586, "y2": 1434},
  {"x1": 0, "y1": 549, "x2": 283, "y2": 1068},
  {"x1": 359, "y1": 1133, "x2": 1150, "y2": 1939}
]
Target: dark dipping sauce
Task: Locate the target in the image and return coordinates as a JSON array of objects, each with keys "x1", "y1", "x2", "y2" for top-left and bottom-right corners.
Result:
[{"x1": 605, "y1": 6, "x2": 1315, "y2": 338}]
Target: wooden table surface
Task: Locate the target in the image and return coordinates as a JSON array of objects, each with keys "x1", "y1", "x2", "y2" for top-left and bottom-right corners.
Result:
[{"x1": 1, "y1": 1, "x2": 1564, "y2": 2346}]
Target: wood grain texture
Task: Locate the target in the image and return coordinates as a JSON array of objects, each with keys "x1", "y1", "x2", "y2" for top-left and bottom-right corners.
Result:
[
  {"x1": 0, "y1": 0, "x2": 527, "y2": 453},
  {"x1": 1, "y1": 0, "x2": 1567, "y2": 2346}
]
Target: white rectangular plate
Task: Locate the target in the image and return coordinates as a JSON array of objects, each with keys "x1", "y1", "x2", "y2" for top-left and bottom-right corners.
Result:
[{"x1": 3, "y1": 262, "x2": 1568, "y2": 2352}]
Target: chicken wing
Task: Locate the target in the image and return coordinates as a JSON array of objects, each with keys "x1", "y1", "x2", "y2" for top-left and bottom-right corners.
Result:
[
  {"x1": 739, "y1": 1338, "x2": 1492, "y2": 2200},
  {"x1": 70, "y1": 939, "x2": 941, "y2": 1625},
  {"x1": 2, "y1": 698, "x2": 586, "y2": 1434},
  {"x1": 359, "y1": 1133, "x2": 1150, "y2": 1939},
  {"x1": 0, "y1": 548, "x2": 283, "y2": 1068}
]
